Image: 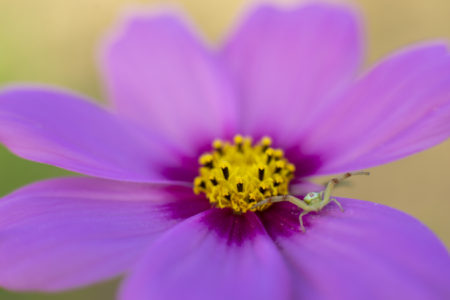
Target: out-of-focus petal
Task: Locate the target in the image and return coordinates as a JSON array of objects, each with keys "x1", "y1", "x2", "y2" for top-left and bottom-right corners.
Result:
[
  {"x1": 289, "y1": 180, "x2": 323, "y2": 195},
  {"x1": 119, "y1": 208, "x2": 292, "y2": 300},
  {"x1": 102, "y1": 12, "x2": 238, "y2": 155},
  {"x1": 260, "y1": 198, "x2": 450, "y2": 299},
  {"x1": 292, "y1": 43, "x2": 450, "y2": 174},
  {"x1": 0, "y1": 177, "x2": 209, "y2": 291},
  {"x1": 0, "y1": 87, "x2": 184, "y2": 182},
  {"x1": 221, "y1": 3, "x2": 363, "y2": 144}
]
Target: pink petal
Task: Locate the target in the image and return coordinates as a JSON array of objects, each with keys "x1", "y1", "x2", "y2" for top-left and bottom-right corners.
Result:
[
  {"x1": 0, "y1": 86, "x2": 185, "y2": 182},
  {"x1": 221, "y1": 3, "x2": 363, "y2": 144},
  {"x1": 293, "y1": 43, "x2": 450, "y2": 174},
  {"x1": 119, "y1": 209, "x2": 292, "y2": 300},
  {"x1": 260, "y1": 198, "x2": 450, "y2": 299},
  {"x1": 102, "y1": 12, "x2": 238, "y2": 155},
  {"x1": 0, "y1": 177, "x2": 209, "y2": 291}
]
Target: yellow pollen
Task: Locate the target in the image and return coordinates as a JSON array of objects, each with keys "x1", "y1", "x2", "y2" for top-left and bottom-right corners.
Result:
[{"x1": 193, "y1": 135, "x2": 296, "y2": 213}]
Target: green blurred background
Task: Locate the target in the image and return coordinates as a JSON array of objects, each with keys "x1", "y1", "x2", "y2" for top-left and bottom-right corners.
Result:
[{"x1": 0, "y1": 0, "x2": 449, "y2": 298}]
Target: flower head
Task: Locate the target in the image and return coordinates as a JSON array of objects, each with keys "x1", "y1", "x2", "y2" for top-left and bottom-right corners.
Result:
[
  {"x1": 0, "y1": 2, "x2": 449, "y2": 299},
  {"x1": 194, "y1": 135, "x2": 296, "y2": 213}
]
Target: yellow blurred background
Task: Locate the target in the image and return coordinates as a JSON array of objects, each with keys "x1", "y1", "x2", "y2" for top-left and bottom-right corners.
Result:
[{"x1": 0, "y1": 0, "x2": 449, "y2": 299}]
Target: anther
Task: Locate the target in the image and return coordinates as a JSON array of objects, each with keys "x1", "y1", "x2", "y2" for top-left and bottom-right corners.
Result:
[
  {"x1": 193, "y1": 177, "x2": 206, "y2": 194},
  {"x1": 222, "y1": 167, "x2": 229, "y2": 180},
  {"x1": 213, "y1": 140, "x2": 223, "y2": 155},
  {"x1": 260, "y1": 136, "x2": 272, "y2": 152},
  {"x1": 224, "y1": 193, "x2": 231, "y2": 201},
  {"x1": 259, "y1": 186, "x2": 267, "y2": 194},
  {"x1": 210, "y1": 176, "x2": 218, "y2": 186},
  {"x1": 266, "y1": 149, "x2": 274, "y2": 164},
  {"x1": 200, "y1": 154, "x2": 214, "y2": 169},
  {"x1": 220, "y1": 162, "x2": 230, "y2": 180},
  {"x1": 274, "y1": 161, "x2": 284, "y2": 173},
  {"x1": 236, "y1": 177, "x2": 244, "y2": 192},
  {"x1": 286, "y1": 164, "x2": 296, "y2": 176},
  {"x1": 274, "y1": 149, "x2": 284, "y2": 160},
  {"x1": 248, "y1": 192, "x2": 257, "y2": 203},
  {"x1": 273, "y1": 175, "x2": 283, "y2": 187},
  {"x1": 258, "y1": 166, "x2": 265, "y2": 181},
  {"x1": 234, "y1": 135, "x2": 244, "y2": 152}
]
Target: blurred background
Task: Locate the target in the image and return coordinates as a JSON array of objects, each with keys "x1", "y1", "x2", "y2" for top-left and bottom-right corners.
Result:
[{"x1": 0, "y1": 0, "x2": 449, "y2": 298}]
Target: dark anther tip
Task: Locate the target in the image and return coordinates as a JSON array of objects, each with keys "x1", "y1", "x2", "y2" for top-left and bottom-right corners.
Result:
[
  {"x1": 258, "y1": 168, "x2": 265, "y2": 181},
  {"x1": 204, "y1": 161, "x2": 214, "y2": 169},
  {"x1": 221, "y1": 167, "x2": 229, "y2": 180}
]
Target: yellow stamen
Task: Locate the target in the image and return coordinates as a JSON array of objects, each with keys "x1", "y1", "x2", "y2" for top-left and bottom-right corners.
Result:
[{"x1": 193, "y1": 135, "x2": 296, "y2": 213}]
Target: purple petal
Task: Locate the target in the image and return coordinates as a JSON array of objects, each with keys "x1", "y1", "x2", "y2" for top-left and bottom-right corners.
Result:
[
  {"x1": 260, "y1": 198, "x2": 450, "y2": 299},
  {"x1": 0, "y1": 86, "x2": 184, "y2": 182},
  {"x1": 221, "y1": 3, "x2": 363, "y2": 144},
  {"x1": 0, "y1": 177, "x2": 209, "y2": 291},
  {"x1": 293, "y1": 43, "x2": 450, "y2": 174},
  {"x1": 102, "y1": 12, "x2": 238, "y2": 155},
  {"x1": 119, "y1": 209, "x2": 292, "y2": 300}
]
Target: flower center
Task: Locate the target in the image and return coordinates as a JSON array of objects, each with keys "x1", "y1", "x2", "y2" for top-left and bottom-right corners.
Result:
[{"x1": 193, "y1": 135, "x2": 295, "y2": 213}]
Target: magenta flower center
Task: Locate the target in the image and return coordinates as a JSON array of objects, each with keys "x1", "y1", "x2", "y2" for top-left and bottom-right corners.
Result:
[{"x1": 193, "y1": 135, "x2": 296, "y2": 213}]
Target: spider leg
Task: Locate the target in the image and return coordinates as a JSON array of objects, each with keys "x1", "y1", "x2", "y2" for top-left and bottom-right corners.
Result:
[
  {"x1": 251, "y1": 194, "x2": 289, "y2": 209},
  {"x1": 331, "y1": 198, "x2": 344, "y2": 212},
  {"x1": 299, "y1": 211, "x2": 309, "y2": 232},
  {"x1": 330, "y1": 171, "x2": 370, "y2": 187},
  {"x1": 252, "y1": 195, "x2": 309, "y2": 210},
  {"x1": 323, "y1": 171, "x2": 370, "y2": 206}
]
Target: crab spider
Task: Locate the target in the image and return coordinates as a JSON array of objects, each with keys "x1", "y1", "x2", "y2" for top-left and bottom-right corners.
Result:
[{"x1": 253, "y1": 171, "x2": 370, "y2": 232}]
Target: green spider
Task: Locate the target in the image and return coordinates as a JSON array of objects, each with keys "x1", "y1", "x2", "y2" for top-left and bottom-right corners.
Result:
[{"x1": 253, "y1": 171, "x2": 370, "y2": 232}]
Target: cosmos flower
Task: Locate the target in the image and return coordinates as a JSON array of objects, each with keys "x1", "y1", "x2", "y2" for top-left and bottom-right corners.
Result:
[{"x1": 0, "y1": 2, "x2": 449, "y2": 299}]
